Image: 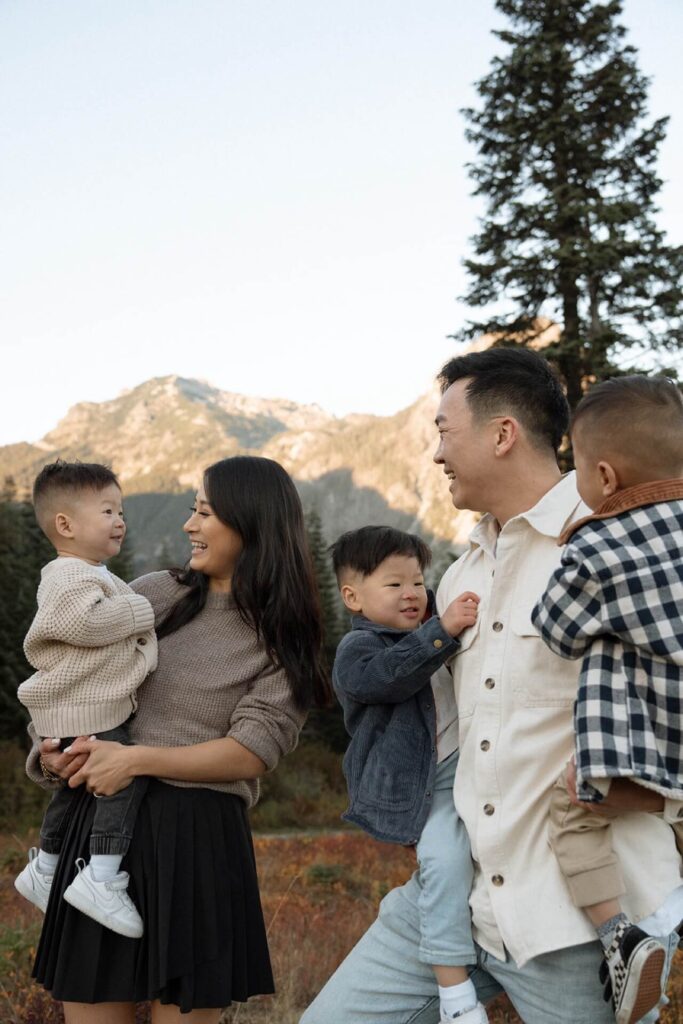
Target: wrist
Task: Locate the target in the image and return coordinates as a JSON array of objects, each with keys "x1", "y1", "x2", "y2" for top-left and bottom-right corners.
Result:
[{"x1": 126, "y1": 744, "x2": 151, "y2": 776}]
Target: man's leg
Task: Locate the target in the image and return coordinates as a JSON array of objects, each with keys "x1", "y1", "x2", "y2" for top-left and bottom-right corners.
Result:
[
  {"x1": 300, "y1": 875, "x2": 502, "y2": 1024},
  {"x1": 475, "y1": 930, "x2": 679, "y2": 1024}
]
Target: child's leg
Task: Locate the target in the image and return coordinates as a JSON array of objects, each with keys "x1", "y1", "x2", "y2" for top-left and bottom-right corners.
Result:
[
  {"x1": 87, "y1": 724, "x2": 148, "y2": 877},
  {"x1": 63, "y1": 724, "x2": 148, "y2": 938},
  {"x1": 416, "y1": 751, "x2": 482, "y2": 1020},
  {"x1": 549, "y1": 768, "x2": 666, "y2": 1024},
  {"x1": 14, "y1": 778, "x2": 76, "y2": 911},
  {"x1": 549, "y1": 768, "x2": 625, "y2": 924}
]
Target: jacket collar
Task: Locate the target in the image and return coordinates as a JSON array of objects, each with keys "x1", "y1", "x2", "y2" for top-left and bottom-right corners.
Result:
[
  {"x1": 560, "y1": 478, "x2": 683, "y2": 544},
  {"x1": 468, "y1": 472, "x2": 586, "y2": 557}
]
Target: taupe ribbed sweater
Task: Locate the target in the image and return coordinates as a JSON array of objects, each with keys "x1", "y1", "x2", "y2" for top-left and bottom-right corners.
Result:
[
  {"x1": 28, "y1": 571, "x2": 306, "y2": 808},
  {"x1": 20, "y1": 557, "x2": 158, "y2": 736}
]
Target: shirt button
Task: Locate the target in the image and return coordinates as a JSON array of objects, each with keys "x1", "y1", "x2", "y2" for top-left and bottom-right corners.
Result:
[
  {"x1": 492, "y1": 874, "x2": 504, "y2": 887},
  {"x1": 484, "y1": 803, "x2": 495, "y2": 816},
  {"x1": 480, "y1": 740, "x2": 490, "y2": 751},
  {"x1": 137, "y1": 637, "x2": 147, "y2": 645},
  {"x1": 433, "y1": 639, "x2": 443, "y2": 649},
  {"x1": 492, "y1": 621, "x2": 503, "y2": 632},
  {"x1": 484, "y1": 678, "x2": 495, "y2": 689}
]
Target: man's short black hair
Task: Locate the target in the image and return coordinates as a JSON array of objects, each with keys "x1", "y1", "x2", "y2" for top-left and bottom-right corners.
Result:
[
  {"x1": 437, "y1": 347, "x2": 569, "y2": 454},
  {"x1": 330, "y1": 525, "x2": 431, "y2": 583},
  {"x1": 33, "y1": 460, "x2": 120, "y2": 534},
  {"x1": 572, "y1": 375, "x2": 683, "y2": 479}
]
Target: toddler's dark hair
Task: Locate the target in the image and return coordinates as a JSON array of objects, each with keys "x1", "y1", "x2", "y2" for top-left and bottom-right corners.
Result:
[
  {"x1": 33, "y1": 460, "x2": 120, "y2": 533},
  {"x1": 330, "y1": 525, "x2": 431, "y2": 583},
  {"x1": 572, "y1": 375, "x2": 683, "y2": 480}
]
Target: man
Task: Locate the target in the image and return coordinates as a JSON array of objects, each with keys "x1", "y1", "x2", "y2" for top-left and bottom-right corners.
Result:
[{"x1": 300, "y1": 348, "x2": 682, "y2": 1023}]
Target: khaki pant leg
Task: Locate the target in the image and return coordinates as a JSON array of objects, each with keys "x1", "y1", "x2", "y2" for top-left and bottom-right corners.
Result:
[
  {"x1": 548, "y1": 768, "x2": 625, "y2": 908},
  {"x1": 671, "y1": 820, "x2": 683, "y2": 862}
]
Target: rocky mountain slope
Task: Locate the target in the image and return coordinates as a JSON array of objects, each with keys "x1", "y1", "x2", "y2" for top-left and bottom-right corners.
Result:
[{"x1": 0, "y1": 375, "x2": 476, "y2": 575}]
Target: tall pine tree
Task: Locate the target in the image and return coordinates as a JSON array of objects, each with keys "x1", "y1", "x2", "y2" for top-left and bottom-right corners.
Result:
[{"x1": 459, "y1": 0, "x2": 683, "y2": 407}]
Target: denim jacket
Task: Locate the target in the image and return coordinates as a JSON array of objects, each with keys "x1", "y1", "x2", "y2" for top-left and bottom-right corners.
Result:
[{"x1": 333, "y1": 609, "x2": 460, "y2": 844}]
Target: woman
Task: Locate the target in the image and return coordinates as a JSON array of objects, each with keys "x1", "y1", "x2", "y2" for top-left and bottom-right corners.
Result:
[{"x1": 31, "y1": 455, "x2": 330, "y2": 1024}]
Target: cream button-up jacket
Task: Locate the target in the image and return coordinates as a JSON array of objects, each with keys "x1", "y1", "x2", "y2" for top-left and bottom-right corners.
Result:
[{"x1": 436, "y1": 472, "x2": 682, "y2": 967}]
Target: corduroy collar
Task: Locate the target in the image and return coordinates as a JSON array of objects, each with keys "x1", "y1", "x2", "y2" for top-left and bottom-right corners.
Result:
[{"x1": 560, "y1": 478, "x2": 683, "y2": 544}]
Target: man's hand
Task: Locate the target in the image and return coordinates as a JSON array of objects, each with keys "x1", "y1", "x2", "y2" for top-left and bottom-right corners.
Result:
[
  {"x1": 441, "y1": 592, "x2": 480, "y2": 638},
  {"x1": 565, "y1": 758, "x2": 664, "y2": 814},
  {"x1": 39, "y1": 736, "x2": 89, "y2": 781}
]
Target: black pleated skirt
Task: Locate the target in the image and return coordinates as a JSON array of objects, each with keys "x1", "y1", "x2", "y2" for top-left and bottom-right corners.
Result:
[{"x1": 33, "y1": 779, "x2": 274, "y2": 1012}]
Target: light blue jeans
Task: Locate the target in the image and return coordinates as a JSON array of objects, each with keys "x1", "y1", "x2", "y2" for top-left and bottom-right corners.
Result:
[
  {"x1": 415, "y1": 749, "x2": 475, "y2": 966},
  {"x1": 300, "y1": 872, "x2": 678, "y2": 1024}
]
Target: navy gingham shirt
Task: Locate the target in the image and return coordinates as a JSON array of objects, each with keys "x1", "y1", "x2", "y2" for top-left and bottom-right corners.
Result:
[{"x1": 532, "y1": 481, "x2": 683, "y2": 802}]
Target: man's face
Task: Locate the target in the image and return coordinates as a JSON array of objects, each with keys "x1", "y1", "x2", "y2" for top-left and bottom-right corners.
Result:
[{"x1": 433, "y1": 379, "x2": 496, "y2": 513}]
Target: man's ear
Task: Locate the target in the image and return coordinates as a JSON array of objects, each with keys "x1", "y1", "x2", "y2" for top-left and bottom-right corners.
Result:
[
  {"x1": 493, "y1": 416, "x2": 519, "y2": 457},
  {"x1": 54, "y1": 512, "x2": 74, "y2": 539},
  {"x1": 597, "y1": 461, "x2": 620, "y2": 497},
  {"x1": 340, "y1": 583, "x2": 363, "y2": 614}
]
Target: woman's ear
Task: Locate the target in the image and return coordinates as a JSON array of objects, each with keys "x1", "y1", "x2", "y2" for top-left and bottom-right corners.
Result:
[{"x1": 340, "y1": 584, "x2": 363, "y2": 614}]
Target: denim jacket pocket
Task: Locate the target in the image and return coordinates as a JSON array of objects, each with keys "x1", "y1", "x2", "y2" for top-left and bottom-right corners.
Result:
[{"x1": 355, "y1": 722, "x2": 427, "y2": 813}]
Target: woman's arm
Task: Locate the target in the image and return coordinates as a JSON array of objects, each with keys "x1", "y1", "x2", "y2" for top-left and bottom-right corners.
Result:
[{"x1": 65, "y1": 736, "x2": 267, "y2": 796}]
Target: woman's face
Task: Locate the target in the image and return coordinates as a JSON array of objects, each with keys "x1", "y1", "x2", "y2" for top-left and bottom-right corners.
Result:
[{"x1": 183, "y1": 483, "x2": 243, "y2": 591}]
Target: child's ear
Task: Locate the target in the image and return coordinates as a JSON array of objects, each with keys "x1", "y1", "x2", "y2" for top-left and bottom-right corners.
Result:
[
  {"x1": 54, "y1": 512, "x2": 74, "y2": 539},
  {"x1": 597, "y1": 460, "x2": 620, "y2": 497},
  {"x1": 340, "y1": 584, "x2": 363, "y2": 614}
]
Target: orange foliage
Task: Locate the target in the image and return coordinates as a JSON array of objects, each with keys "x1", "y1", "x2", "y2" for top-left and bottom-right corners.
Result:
[{"x1": 0, "y1": 830, "x2": 681, "y2": 1024}]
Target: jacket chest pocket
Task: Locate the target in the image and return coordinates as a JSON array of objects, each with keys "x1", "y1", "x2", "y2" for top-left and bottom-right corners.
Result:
[
  {"x1": 510, "y1": 596, "x2": 579, "y2": 708},
  {"x1": 450, "y1": 616, "x2": 481, "y2": 719}
]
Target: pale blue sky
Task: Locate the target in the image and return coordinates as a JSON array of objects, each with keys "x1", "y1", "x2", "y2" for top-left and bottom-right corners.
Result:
[{"x1": 2, "y1": 1, "x2": 681, "y2": 445}]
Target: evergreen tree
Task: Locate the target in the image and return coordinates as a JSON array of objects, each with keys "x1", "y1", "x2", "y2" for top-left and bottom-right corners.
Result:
[
  {"x1": 304, "y1": 506, "x2": 347, "y2": 752},
  {"x1": 0, "y1": 483, "x2": 53, "y2": 741},
  {"x1": 459, "y1": 0, "x2": 683, "y2": 408}
]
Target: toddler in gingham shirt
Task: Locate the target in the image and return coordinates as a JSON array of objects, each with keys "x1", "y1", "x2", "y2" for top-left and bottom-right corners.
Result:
[{"x1": 533, "y1": 375, "x2": 683, "y2": 1024}]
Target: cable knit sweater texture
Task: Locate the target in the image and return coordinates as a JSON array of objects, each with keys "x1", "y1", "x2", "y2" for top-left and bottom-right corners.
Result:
[
  {"x1": 27, "y1": 571, "x2": 306, "y2": 808},
  {"x1": 20, "y1": 557, "x2": 158, "y2": 737}
]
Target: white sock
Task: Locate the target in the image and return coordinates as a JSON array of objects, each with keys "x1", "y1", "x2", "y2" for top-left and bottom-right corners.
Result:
[
  {"x1": 37, "y1": 850, "x2": 59, "y2": 875},
  {"x1": 438, "y1": 978, "x2": 478, "y2": 1018},
  {"x1": 89, "y1": 854, "x2": 123, "y2": 881}
]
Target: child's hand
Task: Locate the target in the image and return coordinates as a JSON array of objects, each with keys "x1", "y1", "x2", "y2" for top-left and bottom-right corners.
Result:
[{"x1": 440, "y1": 591, "x2": 480, "y2": 637}]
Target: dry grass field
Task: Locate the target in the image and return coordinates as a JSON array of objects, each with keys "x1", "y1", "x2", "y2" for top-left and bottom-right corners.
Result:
[{"x1": 0, "y1": 830, "x2": 681, "y2": 1024}]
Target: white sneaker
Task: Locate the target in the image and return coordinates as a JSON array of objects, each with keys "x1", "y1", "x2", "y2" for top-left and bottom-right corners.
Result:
[
  {"x1": 441, "y1": 1003, "x2": 489, "y2": 1022},
  {"x1": 15, "y1": 847, "x2": 54, "y2": 913},
  {"x1": 63, "y1": 859, "x2": 143, "y2": 939}
]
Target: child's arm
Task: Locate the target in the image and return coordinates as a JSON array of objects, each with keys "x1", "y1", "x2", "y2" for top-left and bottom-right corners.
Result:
[
  {"x1": 30, "y1": 575, "x2": 155, "y2": 649},
  {"x1": 334, "y1": 617, "x2": 461, "y2": 704},
  {"x1": 531, "y1": 545, "x2": 605, "y2": 659}
]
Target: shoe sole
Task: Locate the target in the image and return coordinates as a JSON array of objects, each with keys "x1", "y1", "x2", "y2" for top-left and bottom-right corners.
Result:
[
  {"x1": 14, "y1": 874, "x2": 48, "y2": 914},
  {"x1": 617, "y1": 940, "x2": 666, "y2": 1024},
  {"x1": 63, "y1": 884, "x2": 143, "y2": 939}
]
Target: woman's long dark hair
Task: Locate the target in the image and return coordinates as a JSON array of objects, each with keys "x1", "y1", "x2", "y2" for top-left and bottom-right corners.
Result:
[{"x1": 157, "y1": 456, "x2": 331, "y2": 711}]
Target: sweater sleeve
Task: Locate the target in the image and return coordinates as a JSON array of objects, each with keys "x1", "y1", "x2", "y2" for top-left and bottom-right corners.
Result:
[
  {"x1": 531, "y1": 544, "x2": 606, "y2": 659},
  {"x1": 28, "y1": 575, "x2": 155, "y2": 651},
  {"x1": 333, "y1": 616, "x2": 460, "y2": 705},
  {"x1": 24, "y1": 721, "x2": 63, "y2": 791},
  {"x1": 227, "y1": 663, "x2": 307, "y2": 771}
]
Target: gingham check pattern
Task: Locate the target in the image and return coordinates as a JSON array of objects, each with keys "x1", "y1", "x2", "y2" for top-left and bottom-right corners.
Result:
[{"x1": 532, "y1": 500, "x2": 683, "y2": 801}]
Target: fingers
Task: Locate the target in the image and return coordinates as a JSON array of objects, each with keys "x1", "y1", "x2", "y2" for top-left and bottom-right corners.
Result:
[
  {"x1": 64, "y1": 737, "x2": 98, "y2": 756},
  {"x1": 457, "y1": 591, "x2": 480, "y2": 605}
]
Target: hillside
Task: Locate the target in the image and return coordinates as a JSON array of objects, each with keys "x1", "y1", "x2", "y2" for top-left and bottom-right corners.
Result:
[{"x1": 0, "y1": 376, "x2": 476, "y2": 575}]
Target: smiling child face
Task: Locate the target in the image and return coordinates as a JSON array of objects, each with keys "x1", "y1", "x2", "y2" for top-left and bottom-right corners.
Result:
[{"x1": 342, "y1": 553, "x2": 428, "y2": 631}]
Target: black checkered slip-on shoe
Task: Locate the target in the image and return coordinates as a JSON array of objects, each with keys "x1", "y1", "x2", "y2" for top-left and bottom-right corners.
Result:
[{"x1": 599, "y1": 922, "x2": 666, "y2": 1024}]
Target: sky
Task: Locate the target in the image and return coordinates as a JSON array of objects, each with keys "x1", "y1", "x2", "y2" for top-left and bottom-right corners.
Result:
[{"x1": 1, "y1": 0, "x2": 682, "y2": 446}]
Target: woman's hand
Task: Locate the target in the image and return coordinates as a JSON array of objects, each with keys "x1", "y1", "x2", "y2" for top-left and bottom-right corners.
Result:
[
  {"x1": 39, "y1": 736, "x2": 89, "y2": 781},
  {"x1": 66, "y1": 738, "x2": 137, "y2": 795},
  {"x1": 565, "y1": 758, "x2": 664, "y2": 814}
]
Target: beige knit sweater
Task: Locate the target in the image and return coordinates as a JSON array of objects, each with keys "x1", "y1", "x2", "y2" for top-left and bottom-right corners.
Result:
[
  {"x1": 20, "y1": 557, "x2": 158, "y2": 737},
  {"x1": 27, "y1": 571, "x2": 307, "y2": 808}
]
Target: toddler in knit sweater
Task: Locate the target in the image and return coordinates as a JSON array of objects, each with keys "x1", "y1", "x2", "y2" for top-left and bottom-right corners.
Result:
[{"x1": 15, "y1": 460, "x2": 157, "y2": 940}]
